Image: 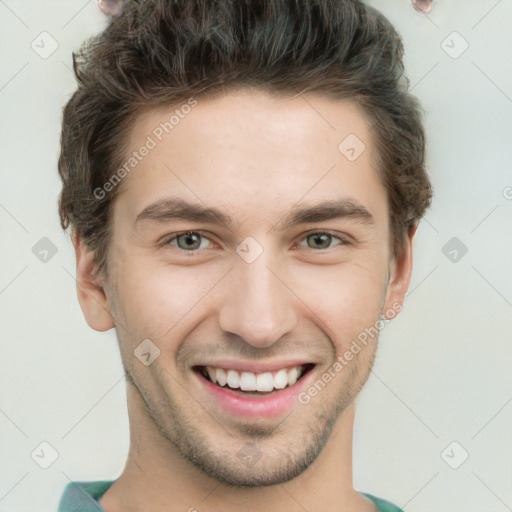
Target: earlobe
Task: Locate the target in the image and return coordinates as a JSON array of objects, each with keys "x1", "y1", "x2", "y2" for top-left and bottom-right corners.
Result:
[
  {"x1": 72, "y1": 231, "x2": 115, "y2": 332},
  {"x1": 382, "y1": 223, "x2": 417, "y2": 319}
]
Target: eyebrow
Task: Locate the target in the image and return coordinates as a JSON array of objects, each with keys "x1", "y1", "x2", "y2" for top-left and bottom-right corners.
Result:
[{"x1": 134, "y1": 197, "x2": 374, "y2": 231}]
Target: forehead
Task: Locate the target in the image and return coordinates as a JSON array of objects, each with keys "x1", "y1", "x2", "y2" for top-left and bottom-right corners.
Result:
[{"x1": 113, "y1": 90, "x2": 387, "y2": 229}]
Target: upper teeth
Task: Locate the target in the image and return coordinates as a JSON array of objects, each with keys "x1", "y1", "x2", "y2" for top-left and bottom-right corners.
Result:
[{"x1": 204, "y1": 366, "x2": 303, "y2": 392}]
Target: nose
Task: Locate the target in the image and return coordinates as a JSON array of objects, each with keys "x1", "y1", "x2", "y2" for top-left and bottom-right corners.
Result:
[{"x1": 218, "y1": 250, "x2": 298, "y2": 349}]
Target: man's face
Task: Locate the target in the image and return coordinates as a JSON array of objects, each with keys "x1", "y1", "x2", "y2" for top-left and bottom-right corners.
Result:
[{"x1": 83, "y1": 90, "x2": 411, "y2": 487}]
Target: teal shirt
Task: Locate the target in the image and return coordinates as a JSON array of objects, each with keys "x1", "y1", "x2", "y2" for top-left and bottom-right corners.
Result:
[{"x1": 58, "y1": 480, "x2": 404, "y2": 511}]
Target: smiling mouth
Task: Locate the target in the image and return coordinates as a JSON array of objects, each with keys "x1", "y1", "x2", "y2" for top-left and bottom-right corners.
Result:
[{"x1": 194, "y1": 364, "x2": 315, "y2": 396}]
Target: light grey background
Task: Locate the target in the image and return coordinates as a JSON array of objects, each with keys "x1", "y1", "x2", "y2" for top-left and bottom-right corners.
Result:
[{"x1": 1, "y1": 1, "x2": 511, "y2": 510}]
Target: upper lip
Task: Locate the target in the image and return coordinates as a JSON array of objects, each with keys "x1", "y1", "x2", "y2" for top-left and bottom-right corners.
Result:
[{"x1": 194, "y1": 359, "x2": 314, "y2": 373}]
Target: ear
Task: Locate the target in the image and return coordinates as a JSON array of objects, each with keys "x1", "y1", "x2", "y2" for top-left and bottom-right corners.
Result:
[
  {"x1": 72, "y1": 230, "x2": 115, "y2": 332},
  {"x1": 382, "y1": 223, "x2": 417, "y2": 319}
]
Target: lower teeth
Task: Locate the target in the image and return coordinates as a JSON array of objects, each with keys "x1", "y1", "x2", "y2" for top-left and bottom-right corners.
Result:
[
  {"x1": 216, "y1": 381, "x2": 280, "y2": 394},
  {"x1": 241, "y1": 386, "x2": 277, "y2": 393}
]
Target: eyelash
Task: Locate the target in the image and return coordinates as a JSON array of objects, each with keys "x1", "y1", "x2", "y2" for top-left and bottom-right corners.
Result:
[{"x1": 160, "y1": 230, "x2": 347, "y2": 254}]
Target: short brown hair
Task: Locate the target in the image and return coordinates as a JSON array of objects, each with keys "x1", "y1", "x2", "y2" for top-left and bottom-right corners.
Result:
[{"x1": 58, "y1": 0, "x2": 433, "y2": 281}]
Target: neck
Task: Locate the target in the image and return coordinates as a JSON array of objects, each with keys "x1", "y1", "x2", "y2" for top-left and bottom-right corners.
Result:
[{"x1": 100, "y1": 383, "x2": 376, "y2": 512}]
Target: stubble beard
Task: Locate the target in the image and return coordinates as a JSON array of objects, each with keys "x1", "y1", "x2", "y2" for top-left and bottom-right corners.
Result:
[{"x1": 123, "y1": 343, "x2": 377, "y2": 488}]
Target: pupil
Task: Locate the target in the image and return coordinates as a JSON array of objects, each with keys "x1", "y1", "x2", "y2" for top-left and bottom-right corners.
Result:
[
  {"x1": 310, "y1": 233, "x2": 330, "y2": 249},
  {"x1": 179, "y1": 232, "x2": 200, "y2": 250}
]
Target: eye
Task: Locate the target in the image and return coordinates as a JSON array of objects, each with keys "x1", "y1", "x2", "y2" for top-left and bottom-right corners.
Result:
[
  {"x1": 162, "y1": 231, "x2": 215, "y2": 253},
  {"x1": 296, "y1": 231, "x2": 345, "y2": 250}
]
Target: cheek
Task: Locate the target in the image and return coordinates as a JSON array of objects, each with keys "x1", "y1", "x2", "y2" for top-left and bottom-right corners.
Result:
[
  {"x1": 113, "y1": 261, "x2": 221, "y2": 340},
  {"x1": 292, "y1": 259, "x2": 387, "y2": 347}
]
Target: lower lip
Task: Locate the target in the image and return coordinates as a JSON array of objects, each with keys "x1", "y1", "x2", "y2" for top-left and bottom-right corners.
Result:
[{"x1": 195, "y1": 369, "x2": 313, "y2": 418}]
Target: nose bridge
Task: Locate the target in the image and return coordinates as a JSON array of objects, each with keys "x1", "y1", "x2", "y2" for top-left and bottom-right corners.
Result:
[{"x1": 218, "y1": 248, "x2": 297, "y2": 348}]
